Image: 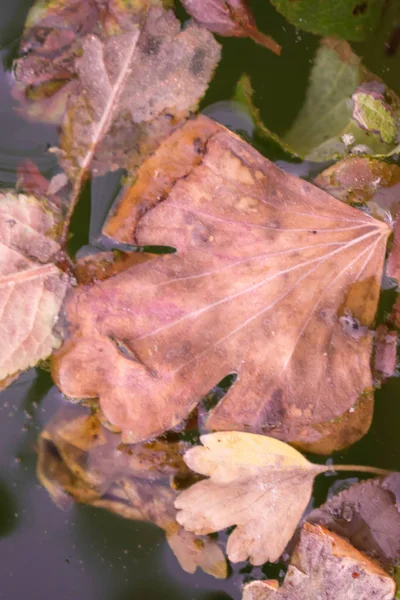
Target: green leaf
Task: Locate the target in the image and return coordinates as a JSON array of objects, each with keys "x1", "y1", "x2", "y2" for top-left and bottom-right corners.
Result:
[
  {"x1": 235, "y1": 39, "x2": 400, "y2": 162},
  {"x1": 269, "y1": 0, "x2": 384, "y2": 41}
]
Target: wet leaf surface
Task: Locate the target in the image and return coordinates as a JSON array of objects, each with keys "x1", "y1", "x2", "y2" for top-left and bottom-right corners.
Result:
[
  {"x1": 236, "y1": 39, "x2": 400, "y2": 161},
  {"x1": 37, "y1": 405, "x2": 227, "y2": 578},
  {"x1": 180, "y1": 0, "x2": 281, "y2": 54},
  {"x1": 175, "y1": 432, "x2": 327, "y2": 565},
  {"x1": 243, "y1": 523, "x2": 396, "y2": 600},
  {"x1": 0, "y1": 190, "x2": 69, "y2": 385},
  {"x1": 269, "y1": 0, "x2": 385, "y2": 41},
  {"x1": 307, "y1": 473, "x2": 400, "y2": 570},
  {"x1": 53, "y1": 116, "x2": 390, "y2": 452}
]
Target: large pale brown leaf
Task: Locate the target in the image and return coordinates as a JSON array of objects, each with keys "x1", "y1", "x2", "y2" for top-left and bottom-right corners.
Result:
[
  {"x1": 175, "y1": 432, "x2": 327, "y2": 565},
  {"x1": 53, "y1": 116, "x2": 390, "y2": 452},
  {"x1": 243, "y1": 523, "x2": 395, "y2": 600},
  {"x1": 0, "y1": 191, "x2": 68, "y2": 384},
  {"x1": 37, "y1": 406, "x2": 227, "y2": 578}
]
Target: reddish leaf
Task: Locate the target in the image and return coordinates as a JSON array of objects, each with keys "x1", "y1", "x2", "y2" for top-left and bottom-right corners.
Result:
[
  {"x1": 374, "y1": 325, "x2": 398, "y2": 378},
  {"x1": 52, "y1": 116, "x2": 390, "y2": 453},
  {"x1": 181, "y1": 0, "x2": 281, "y2": 54}
]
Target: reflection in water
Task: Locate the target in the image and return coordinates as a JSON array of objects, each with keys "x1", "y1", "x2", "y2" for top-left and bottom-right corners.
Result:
[
  {"x1": 37, "y1": 404, "x2": 227, "y2": 578},
  {"x1": 0, "y1": 479, "x2": 18, "y2": 537}
]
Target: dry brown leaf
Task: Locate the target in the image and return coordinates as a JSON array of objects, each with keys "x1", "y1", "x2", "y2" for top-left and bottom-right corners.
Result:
[
  {"x1": 37, "y1": 406, "x2": 227, "y2": 578},
  {"x1": 0, "y1": 191, "x2": 69, "y2": 384},
  {"x1": 53, "y1": 116, "x2": 390, "y2": 453},
  {"x1": 243, "y1": 523, "x2": 396, "y2": 600},
  {"x1": 175, "y1": 432, "x2": 327, "y2": 565}
]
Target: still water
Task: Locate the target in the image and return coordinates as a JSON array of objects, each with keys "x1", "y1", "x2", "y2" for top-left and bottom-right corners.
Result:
[{"x1": 1, "y1": 1, "x2": 400, "y2": 599}]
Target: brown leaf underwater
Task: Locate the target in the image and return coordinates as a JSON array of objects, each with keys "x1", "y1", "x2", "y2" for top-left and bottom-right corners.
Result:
[
  {"x1": 37, "y1": 405, "x2": 227, "y2": 578},
  {"x1": 242, "y1": 523, "x2": 396, "y2": 600},
  {"x1": 0, "y1": 191, "x2": 69, "y2": 383},
  {"x1": 175, "y1": 431, "x2": 326, "y2": 565},
  {"x1": 52, "y1": 116, "x2": 391, "y2": 453}
]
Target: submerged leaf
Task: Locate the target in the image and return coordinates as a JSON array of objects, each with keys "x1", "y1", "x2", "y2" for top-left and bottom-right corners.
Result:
[
  {"x1": 181, "y1": 0, "x2": 281, "y2": 54},
  {"x1": 236, "y1": 40, "x2": 400, "y2": 161},
  {"x1": 59, "y1": 7, "x2": 220, "y2": 178},
  {"x1": 175, "y1": 431, "x2": 326, "y2": 565},
  {"x1": 0, "y1": 191, "x2": 69, "y2": 384},
  {"x1": 243, "y1": 523, "x2": 395, "y2": 599},
  {"x1": 269, "y1": 0, "x2": 384, "y2": 41},
  {"x1": 37, "y1": 406, "x2": 227, "y2": 578},
  {"x1": 52, "y1": 116, "x2": 390, "y2": 453},
  {"x1": 307, "y1": 473, "x2": 400, "y2": 570}
]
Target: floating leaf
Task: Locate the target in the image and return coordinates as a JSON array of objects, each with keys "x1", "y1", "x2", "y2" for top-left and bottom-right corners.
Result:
[
  {"x1": 175, "y1": 432, "x2": 391, "y2": 565},
  {"x1": 243, "y1": 523, "x2": 396, "y2": 599},
  {"x1": 175, "y1": 431, "x2": 327, "y2": 565},
  {"x1": 269, "y1": 0, "x2": 385, "y2": 41},
  {"x1": 53, "y1": 116, "x2": 390, "y2": 453},
  {"x1": 236, "y1": 40, "x2": 400, "y2": 161},
  {"x1": 352, "y1": 82, "x2": 398, "y2": 144},
  {"x1": 307, "y1": 473, "x2": 400, "y2": 570},
  {"x1": 37, "y1": 406, "x2": 227, "y2": 578},
  {"x1": 0, "y1": 191, "x2": 69, "y2": 385},
  {"x1": 374, "y1": 325, "x2": 398, "y2": 378},
  {"x1": 180, "y1": 0, "x2": 281, "y2": 54}
]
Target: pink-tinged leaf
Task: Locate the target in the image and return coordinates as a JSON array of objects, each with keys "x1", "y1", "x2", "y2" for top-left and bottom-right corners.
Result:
[
  {"x1": 387, "y1": 213, "x2": 400, "y2": 283},
  {"x1": 0, "y1": 191, "x2": 69, "y2": 384},
  {"x1": 181, "y1": 0, "x2": 281, "y2": 54},
  {"x1": 374, "y1": 325, "x2": 398, "y2": 377},
  {"x1": 52, "y1": 116, "x2": 390, "y2": 453}
]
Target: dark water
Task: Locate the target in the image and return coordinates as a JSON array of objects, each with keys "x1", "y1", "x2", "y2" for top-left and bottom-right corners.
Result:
[{"x1": 1, "y1": 1, "x2": 400, "y2": 599}]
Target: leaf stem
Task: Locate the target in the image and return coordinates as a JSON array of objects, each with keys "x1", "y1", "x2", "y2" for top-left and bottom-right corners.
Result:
[{"x1": 328, "y1": 464, "x2": 393, "y2": 477}]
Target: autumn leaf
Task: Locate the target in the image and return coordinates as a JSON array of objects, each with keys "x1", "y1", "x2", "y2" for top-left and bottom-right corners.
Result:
[
  {"x1": 53, "y1": 116, "x2": 390, "y2": 453},
  {"x1": 180, "y1": 0, "x2": 281, "y2": 54},
  {"x1": 236, "y1": 39, "x2": 400, "y2": 161},
  {"x1": 0, "y1": 191, "x2": 69, "y2": 386},
  {"x1": 243, "y1": 523, "x2": 396, "y2": 599},
  {"x1": 307, "y1": 473, "x2": 400, "y2": 570},
  {"x1": 269, "y1": 0, "x2": 385, "y2": 41},
  {"x1": 12, "y1": 0, "x2": 171, "y2": 123},
  {"x1": 175, "y1": 431, "x2": 328, "y2": 565},
  {"x1": 37, "y1": 406, "x2": 227, "y2": 578}
]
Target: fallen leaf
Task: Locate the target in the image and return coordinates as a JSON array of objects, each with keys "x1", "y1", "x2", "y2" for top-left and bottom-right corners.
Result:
[
  {"x1": 59, "y1": 6, "x2": 221, "y2": 179},
  {"x1": 236, "y1": 39, "x2": 400, "y2": 161},
  {"x1": 175, "y1": 431, "x2": 328, "y2": 565},
  {"x1": 37, "y1": 406, "x2": 227, "y2": 578},
  {"x1": 12, "y1": 0, "x2": 170, "y2": 123},
  {"x1": 180, "y1": 0, "x2": 281, "y2": 54},
  {"x1": 0, "y1": 191, "x2": 69, "y2": 384},
  {"x1": 243, "y1": 523, "x2": 396, "y2": 599},
  {"x1": 387, "y1": 214, "x2": 400, "y2": 283},
  {"x1": 53, "y1": 116, "x2": 390, "y2": 452},
  {"x1": 74, "y1": 251, "x2": 155, "y2": 285},
  {"x1": 313, "y1": 157, "x2": 400, "y2": 220},
  {"x1": 307, "y1": 473, "x2": 400, "y2": 570},
  {"x1": 269, "y1": 0, "x2": 385, "y2": 41},
  {"x1": 374, "y1": 325, "x2": 398, "y2": 378}
]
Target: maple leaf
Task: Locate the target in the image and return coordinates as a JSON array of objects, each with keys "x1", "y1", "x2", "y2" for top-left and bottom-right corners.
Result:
[
  {"x1": 181, "y1": 0, "x2": 281, "y2": 54},
  {"x1": 243, "y1": 523, "x2": 396, "y2": 599},
  {"x1": 0, "y1": 191, "x2": 69, "y2": 386},
  {"x1": 37, "y1": 405, "x2": 227, "y2": 578},
  {"x1": 52, "y1": 116, "x2": 390, "y2": 452}
]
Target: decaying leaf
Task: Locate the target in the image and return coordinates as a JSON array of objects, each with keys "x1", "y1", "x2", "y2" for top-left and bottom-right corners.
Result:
[
  {"x1": 37, "y1": 406, "x2": 227, "y2": 578},
  {"x1": 175, "y1": 431, "x2": 328, "y2": 565},
  {"x1": 314, "y1": 156, "x2": 400, "y2": 220},
  {"x1": 59, "y1": 6, "x2": 221, "y2": 179},
  {"x1": 387, "y1": 214, "x2": 400, "y2": 284},
  {"x1": 12, "y1": 0, "x2": 171, "y2": 123},
  {"x1": 243, "y1": 523, "x2": 396, "y2": 600},
  {"x1": 53, "y1": 116, "x2": 390, "y2": 453},
  {"x1": 236, "y1": 39, "x2": 400, "y2": 161},
  {"x1": 374, "y1": 325, "x2": 398, "y2": 378},
  {"x1": 307, "y1": 473, "x2": 400, "y2": 570},
  {"x1": 180, "y1": 0, "x2": 281, "y2": 54},
  {"x1": 269, "y1": 0, "x2": 384, "y2": 41},
  {"x1": 0, "y1": 191, "x2": 69, "y2": 384}
]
